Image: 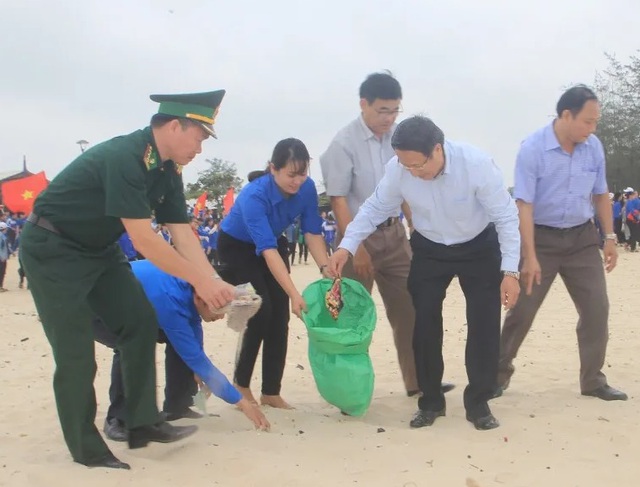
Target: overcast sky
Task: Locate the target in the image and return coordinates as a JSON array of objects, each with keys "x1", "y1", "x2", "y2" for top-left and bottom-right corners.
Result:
[{"x1": 1, "y1": 0, "x2": 638, "y2": 188}]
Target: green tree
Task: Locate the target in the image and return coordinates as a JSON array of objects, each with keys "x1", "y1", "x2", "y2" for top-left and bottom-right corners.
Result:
[
  {"x1": 185, "y1": 158, "x2": 243, "y2": 208},
  {"x1": 593, "y1": 52, "x2": 640, "y2": 192}
]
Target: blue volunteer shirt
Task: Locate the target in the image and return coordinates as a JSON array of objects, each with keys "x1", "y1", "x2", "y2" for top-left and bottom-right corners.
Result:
[
  {"x1": 613, "y1": 201, "x2": 622, "y2": 219},
  {"x1": 117, "y1": 232, "x2": 137, "y2": 260},
  {"x1": 514, "y1": 122, "x2": 608, "y2": 228},
  {"x1": 626, "y1": 198, "x2": 640, "y2": 222},
  {"x1": 131, "y1": 260, "x2": 242, "y2": 404},
  {"x1": 221, "y1": 174, "x2": 323, "y2": 255},
  {"x1": 208, "y1": 228, "x2": 218, "y2": 250}
]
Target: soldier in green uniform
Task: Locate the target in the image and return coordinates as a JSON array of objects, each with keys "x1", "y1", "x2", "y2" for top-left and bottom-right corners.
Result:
[{"x1": 20, "y1": 90, "x2": 237, "y2": 470}]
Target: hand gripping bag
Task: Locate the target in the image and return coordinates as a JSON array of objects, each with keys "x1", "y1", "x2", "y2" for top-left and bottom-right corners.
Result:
[{"x1": 301, "y1": 278, "x2": 376, "y2": 416}]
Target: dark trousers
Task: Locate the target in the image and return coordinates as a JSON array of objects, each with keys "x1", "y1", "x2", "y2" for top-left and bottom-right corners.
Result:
[
  {"x1": 92, "y1": 318, "x2": 195, "y2": 422},
  {"x1": 408, "y1": 225, "x2": 501, "y2": 418},
  {"x1": 288, "y1": 242, "x2": 297, "y2": 265},
  {"x1": 297, "y1": 242, "x2": 308, "y2": 263},
  {"x1": 614, "y1": 217, "x2": 625, "y2": 244},
  {"x1": 0, "y1": 260, "x2": 6, "y2": 287},
  {"x1": 217, "y1": 230, "x2": 290, "y2": 395},
  {"x1": 18, "y1": 261, "x2": 25, "y2": 286},
  {"x1": 499, "y1": 222, "x2": 609, "y2": 391},
  {"x1": 21, "y1": 224, "x2": 159, "y2": 464},
  {"x1": 628, "y1": 220, "x2": 640, "y2": 251},
  {"x1": 209, "y1": 248, "x2": 219, "y2": 266}
]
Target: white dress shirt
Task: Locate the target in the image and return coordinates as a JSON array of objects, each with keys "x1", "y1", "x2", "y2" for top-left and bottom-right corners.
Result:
[{"x1": 339, "y1": 140, "x2": 520, "y2": 272}]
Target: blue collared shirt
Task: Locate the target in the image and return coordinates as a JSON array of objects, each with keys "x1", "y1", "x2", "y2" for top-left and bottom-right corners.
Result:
[
  {"x1": 513, "y1": 122, "x2": 608, "y2": 228},
  {"x1": 131, "y1": 260, "x2": 242, "y2": 404},
  {"x1": 339, "y1": 140, "x2": 520, "y2": 272},
  {"x1": 221, "y1": 174, "x2": 323, "y2": 255}
]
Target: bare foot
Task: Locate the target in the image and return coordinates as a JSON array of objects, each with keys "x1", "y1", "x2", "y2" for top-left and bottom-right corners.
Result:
[
  {"x1": 260, "y1": 394, "x2": 295, "y2": 409},
  {"x1": 235, "y1": 385, "x2": 259, "y2": 406}
]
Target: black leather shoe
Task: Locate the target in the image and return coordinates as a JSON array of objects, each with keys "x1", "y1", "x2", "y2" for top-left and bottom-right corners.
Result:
[
  {"x1": 409, "y1": 408, "x2": 445, "y2": 428},
  {"x1": 128, "y1": 422, "x2": 198, "y2": 449},
  {"x1": 162, "y1": 408, "x2": 204, "y2": 421},
  {"x1": 442, "y1": 382, "x2": 455, "y2": 394},
  {"x1": 466, "y1": 413, "x2": 500, "y2": 431},
  {"x1": 79, "y1": 451, "x2": 131, "y2": 470},
  {"x1": 582, "y1": 385, "x2": 628, "y2": 401},
  {"x1": 103, "y1": 417, "x2": 128, "y2": 442},
  {"x1": 407, "y1": 383, "x2": 456, "y2": 397}
]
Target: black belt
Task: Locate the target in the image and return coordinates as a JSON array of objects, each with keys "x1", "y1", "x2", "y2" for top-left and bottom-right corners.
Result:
[
  {"x1": 377, "y1": 217, "x2": 399, "y2": 229},
  {"x1": 27, "y1": 213, "x2": 60, "y2": 235},
  {"x1": 535, "y1": 221, "x2": 590, "y2": 232}
]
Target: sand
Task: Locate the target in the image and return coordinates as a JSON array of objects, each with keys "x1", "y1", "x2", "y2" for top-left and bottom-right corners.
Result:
[{"x1": 0, "y1": 254, "x2": 638, "y2": 487}]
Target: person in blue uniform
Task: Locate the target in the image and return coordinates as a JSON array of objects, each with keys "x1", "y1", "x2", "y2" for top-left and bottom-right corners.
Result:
[
  {"x1": 94, "y1": 259, "x2": 270, "y2": 441},
  {"x1": 218, "y1": 138, "x2": 336, "y2": 409}
]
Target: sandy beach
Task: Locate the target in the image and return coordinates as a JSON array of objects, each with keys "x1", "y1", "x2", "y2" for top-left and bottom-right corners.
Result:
[{"x1": 0, "y1": 253, "x2": 638, "y2": 487}]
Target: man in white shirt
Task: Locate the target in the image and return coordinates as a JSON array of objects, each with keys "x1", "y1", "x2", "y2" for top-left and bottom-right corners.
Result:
[{"x1": 329, "y1": 116, "x2": 521, "y2": 430}]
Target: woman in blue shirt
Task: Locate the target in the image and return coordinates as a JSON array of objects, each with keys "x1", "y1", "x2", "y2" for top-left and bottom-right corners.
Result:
[{"x1": 218, "y1": 138, "x2": 334, "y2": 409}]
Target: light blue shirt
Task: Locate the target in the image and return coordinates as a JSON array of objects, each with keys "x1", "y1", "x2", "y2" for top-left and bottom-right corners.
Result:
[
  {"x1": 513, "y1": 122, "x2": 608, "y2": 228},
  {"x1": 339, "y1": 140, "x2": 520, "y2": 272}
]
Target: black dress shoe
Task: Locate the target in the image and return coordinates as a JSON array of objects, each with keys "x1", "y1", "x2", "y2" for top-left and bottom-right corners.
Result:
[
  {"x1": 407, "y1": 383, "x2": 456, "y2": 397},
  {"x1": 79, "y1": 451, "x2": 131, "y2": 470},
  {"x1": 582, "y1": 385, "x2": 628, "y2": 401},
  {"x1": 162, "y1": 408, "x2": 204, "y2": 421},
  {"x1": 103, "y1": 417, "x2": 128, "y2": 442},
  {"x1": 128, "y1": 422, "x2": 198, "y2": 449},
  {"x1": 466, "y1": 413, "x2": 500, "y2": 431},
  {"x1": 409, "y1": 408, "x2": 445, "y2": 428}
]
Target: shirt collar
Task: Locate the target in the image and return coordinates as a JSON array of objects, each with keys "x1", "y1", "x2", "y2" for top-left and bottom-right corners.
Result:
[
  {"x1": 357, "y1": 115, "x2": 395, "y2": 142},
  {"x1": 544, "y1": 120, "x2": 591, "y2": 151},
  {"x1": 266, "y1": 173, "x2": 286, "y2": 204},
  {"x1": 439, "y1": 140, "x2": 453, "y2": 177}
]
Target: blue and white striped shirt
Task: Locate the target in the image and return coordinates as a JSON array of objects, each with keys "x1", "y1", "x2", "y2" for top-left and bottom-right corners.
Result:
[{"x1": 513, "y1": 122, "x2": 608, "y2": 228}]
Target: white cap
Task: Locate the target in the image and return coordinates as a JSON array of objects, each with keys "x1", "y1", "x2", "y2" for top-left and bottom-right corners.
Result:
[
  {"x1": 609, "y1": 192, "x2": 614, "y2": 199},
  {"x1": 624, "y1": 187, "x2": 634, "y2": 193},
  {"x1": 0, "y1": 222, "x2": 7, "y2": 230}
]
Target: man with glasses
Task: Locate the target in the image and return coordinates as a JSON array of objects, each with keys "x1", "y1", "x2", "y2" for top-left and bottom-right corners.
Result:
[
  {"x1": 320, "y1": 72, "x2": 453, "y2": 397},
  {"x1": 329, "y1": 116, "x2": 520, "y2": 430}
]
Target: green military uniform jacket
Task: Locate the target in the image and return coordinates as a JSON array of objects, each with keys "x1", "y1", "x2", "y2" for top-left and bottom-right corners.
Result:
[{"x1": 34, "y1": 126, "x2": 189, "y2": 248}]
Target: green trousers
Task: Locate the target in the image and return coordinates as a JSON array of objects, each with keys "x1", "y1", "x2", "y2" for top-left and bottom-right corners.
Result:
[{"x1": 20, "y1": 224, "x2": 161, "y2": 464}]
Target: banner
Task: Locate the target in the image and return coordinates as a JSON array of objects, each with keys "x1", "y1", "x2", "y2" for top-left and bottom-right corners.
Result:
[{"x1": 1, "y1": 172, "x2": 48, "y2": 214}]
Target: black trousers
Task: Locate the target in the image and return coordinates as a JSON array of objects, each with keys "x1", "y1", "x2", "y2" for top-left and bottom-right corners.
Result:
[
  {"x1": 217, "y1": 230, "x2": 290, "y2": 395},
  {"x1": 0, "y1": 260, "x2": 6, "y2": 287},
  {"x1": 288, "y1": 242, "x2": 297, "y2": 265},
  {"x1": 628, "y1": 221, "x2": 640, "y2": 251},
  {"x1": 92, "y1": 318, "x2": 195, "y2": 422},
  {"x1": 297, "y1": 242, "x2": 308, "y2": 262},
  {"x1": 614, "y1": 217, "x2": 625, "y2": 244},
  {"x1": 407, "y1": 225, "x2": 501, "y2": 419}
]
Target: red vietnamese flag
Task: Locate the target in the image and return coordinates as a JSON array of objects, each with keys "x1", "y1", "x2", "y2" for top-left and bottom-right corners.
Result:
[
  {"x1": 194, "y1": 192, "x2": 207, "y2": 216},
  {"x1": 1, "y1": 172, "x2": 48, "y2": 214},
  {"x1": 223, "y1": 187, "x2": 234, "y2": 215}
]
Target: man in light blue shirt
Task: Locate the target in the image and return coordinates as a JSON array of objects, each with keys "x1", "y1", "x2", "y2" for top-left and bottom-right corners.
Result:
[
  {"x1": 497, "y1": 85, "x2": 626, "y2": 402},
  {"x1": 330, "y1": 116, "x2": 520, "y2": 431}
]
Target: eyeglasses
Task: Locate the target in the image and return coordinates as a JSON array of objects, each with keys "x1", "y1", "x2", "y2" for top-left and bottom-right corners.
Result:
[
  {"x1": 400, "y1": 157, "x2": 429, "y2": 170},
  {"x1": 374, "y1": 106, "x2": 403, "y2": 118}
]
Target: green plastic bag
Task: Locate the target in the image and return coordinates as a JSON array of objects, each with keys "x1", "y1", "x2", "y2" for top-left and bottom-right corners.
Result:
[{"x1": 302, "y1": 278, "x2": 377, "y2": 416}]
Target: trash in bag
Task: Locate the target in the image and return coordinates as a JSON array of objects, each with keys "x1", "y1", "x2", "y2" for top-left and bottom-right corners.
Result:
[
  {"x1": 325, "y1": 278, "x2": 344, "y2": 319},
  {"x1": 302, "y1": 277, "x2": 377, "y2": 417}
]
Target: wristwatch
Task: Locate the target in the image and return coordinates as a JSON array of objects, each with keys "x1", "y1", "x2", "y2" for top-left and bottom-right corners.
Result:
[
  {"x1": 503, "y1": 271, "x2": 520, "y2": 280},
  {"x1": 604, "y1": 233, "x2": 617, "y2": 242}
]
